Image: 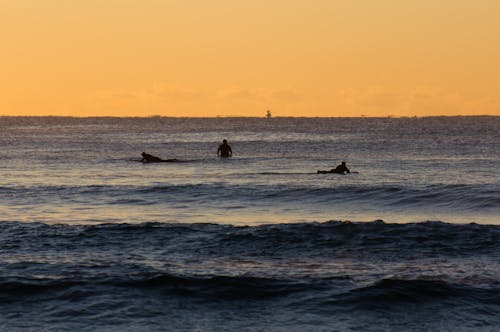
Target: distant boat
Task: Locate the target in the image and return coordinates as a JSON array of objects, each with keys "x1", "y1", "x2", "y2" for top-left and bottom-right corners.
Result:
[{"x1": 266, "y1": 110, "x2": 272, "y2": 119}]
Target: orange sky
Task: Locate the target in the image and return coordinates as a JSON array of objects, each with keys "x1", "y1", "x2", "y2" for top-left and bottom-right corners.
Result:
[{"x1": 1, "y1": 0, "x2": 499, "y2": 117}]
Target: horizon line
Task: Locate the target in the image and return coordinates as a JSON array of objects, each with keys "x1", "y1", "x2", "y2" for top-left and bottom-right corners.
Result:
[{"x1": 1, "y1": 115, "x2": 498, "y2": 119}]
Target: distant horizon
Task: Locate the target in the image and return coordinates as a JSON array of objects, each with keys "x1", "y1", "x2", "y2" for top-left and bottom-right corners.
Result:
[{"x1": 1, "y1": 114, "x2": 499, "y2": 119}]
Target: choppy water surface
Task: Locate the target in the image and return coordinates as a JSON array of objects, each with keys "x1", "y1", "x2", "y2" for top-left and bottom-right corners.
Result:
[{"x1": 0, "y1": 116, "x2": 499, "y2": 331}]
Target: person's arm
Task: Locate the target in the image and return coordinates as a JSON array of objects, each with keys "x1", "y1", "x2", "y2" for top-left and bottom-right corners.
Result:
[
  {"x1": 217, "y1": 146, "x2": 221, "y2": 156},
  {"x1": 228, "y1": 146, "x2": 232, "y2": 156}
]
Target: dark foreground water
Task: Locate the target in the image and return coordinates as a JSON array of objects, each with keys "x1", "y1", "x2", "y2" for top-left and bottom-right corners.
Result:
[
  {"x1": 1, "y1": 221, "x2": 499, "y2": 331},
  {"x1": 0, "y1": 116, "x2": 499, "y2": 331}
]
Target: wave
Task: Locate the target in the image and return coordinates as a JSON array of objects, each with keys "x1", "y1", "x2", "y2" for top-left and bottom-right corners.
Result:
[
  {"x1": 1, "y1": 220, "x2": 499, "y2": 330},
  {"x1": 315, "y1": 278, "x2": 500, "y2": 311},
  {"x1": 1, "y1": 272, "x2": 498, "y2": 308},
  {"x1": 1, "y1": 220, "x2": 499, "y2": 257},
  {"x1": 0, "y1": 270, "x2": 345, "y2": 302},
  {"x1": 1, "y1": 182, "x2": 499, "y2": 211}
]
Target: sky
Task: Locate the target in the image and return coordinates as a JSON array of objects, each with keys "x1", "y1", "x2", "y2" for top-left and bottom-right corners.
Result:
[{"x1": 1, "y1": 0, "x2": 499, "y2": 117}]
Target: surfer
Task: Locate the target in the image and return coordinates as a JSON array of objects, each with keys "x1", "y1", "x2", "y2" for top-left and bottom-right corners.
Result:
[
  {"x1": 141, "y1": 152, "x2": 179, "y2": 163},
  {"x1": 217, "y1": 139, "x2": 232, "y2": 158},
  {"x1": 317, "y1": 161, "x2": 350, "y2": 174}
]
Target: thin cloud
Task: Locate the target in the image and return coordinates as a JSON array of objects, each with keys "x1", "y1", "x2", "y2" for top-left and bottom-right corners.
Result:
[
  {"x1": 335, "y1": 86, "x2": 467, "y2": 116},
  {"x1": 219, "y1": 88, "x2": 301, "y2": 103}
]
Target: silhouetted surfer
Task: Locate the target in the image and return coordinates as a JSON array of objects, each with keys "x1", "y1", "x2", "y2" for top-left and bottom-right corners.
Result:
[
  {"x1": 317, "y1": 161, "x2": 350, "y2": 174},
  {"x1": 217, "y1": 139, "x2": 232, "y2": 158},
  {"x1": 141, "y1": 152, "x2": 179, "y2": 163}
]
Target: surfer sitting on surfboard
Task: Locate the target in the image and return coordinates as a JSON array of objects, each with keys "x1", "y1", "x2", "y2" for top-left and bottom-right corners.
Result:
[
  {"x1": 317, "y1": 161, "x2": 350, "y2": 174},
  {"x1": 141, "y1": 152, "x2": 178, "y2": 163}
]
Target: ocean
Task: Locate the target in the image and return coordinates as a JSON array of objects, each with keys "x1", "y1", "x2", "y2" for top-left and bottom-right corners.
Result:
[{"x1": 0, "y1": 116, "x2": 499, "y2": 331}]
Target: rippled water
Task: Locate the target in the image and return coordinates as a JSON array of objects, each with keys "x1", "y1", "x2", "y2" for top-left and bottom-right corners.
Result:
[
  {"x1": 0, "y1": 116, "x2": 499, "y2": 331},
  {"x1": 1, "y1": 116, "x2": 499, "y2": 225},
  {"x1": 1, "y1": 221, "x2": 499, "y2": 331}
]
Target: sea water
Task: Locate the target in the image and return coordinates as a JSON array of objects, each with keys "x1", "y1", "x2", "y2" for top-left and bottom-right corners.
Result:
[{"x1": 0, "y1": 116, "x2": 499, "y2": 331}]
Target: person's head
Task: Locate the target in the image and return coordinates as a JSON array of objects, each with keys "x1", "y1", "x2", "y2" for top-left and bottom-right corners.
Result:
[
  {"x1": 142, "y1": 152, "x2": 146, "y2": 157},
  {"x1": 341, "y1": 161, "x2": 346, "y2": 165},
  {"x1": 223, "y1": 139, "x2": 227, "y2": 144}
]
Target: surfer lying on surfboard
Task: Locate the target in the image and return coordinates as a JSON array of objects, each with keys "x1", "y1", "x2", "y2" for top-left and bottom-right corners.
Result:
[
  {"x1": 141, "y1": 152, "x2": 179, "y2": 163},
  {"x1": 317, "y1": 161, "x2": 350, "y2": 174}
]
